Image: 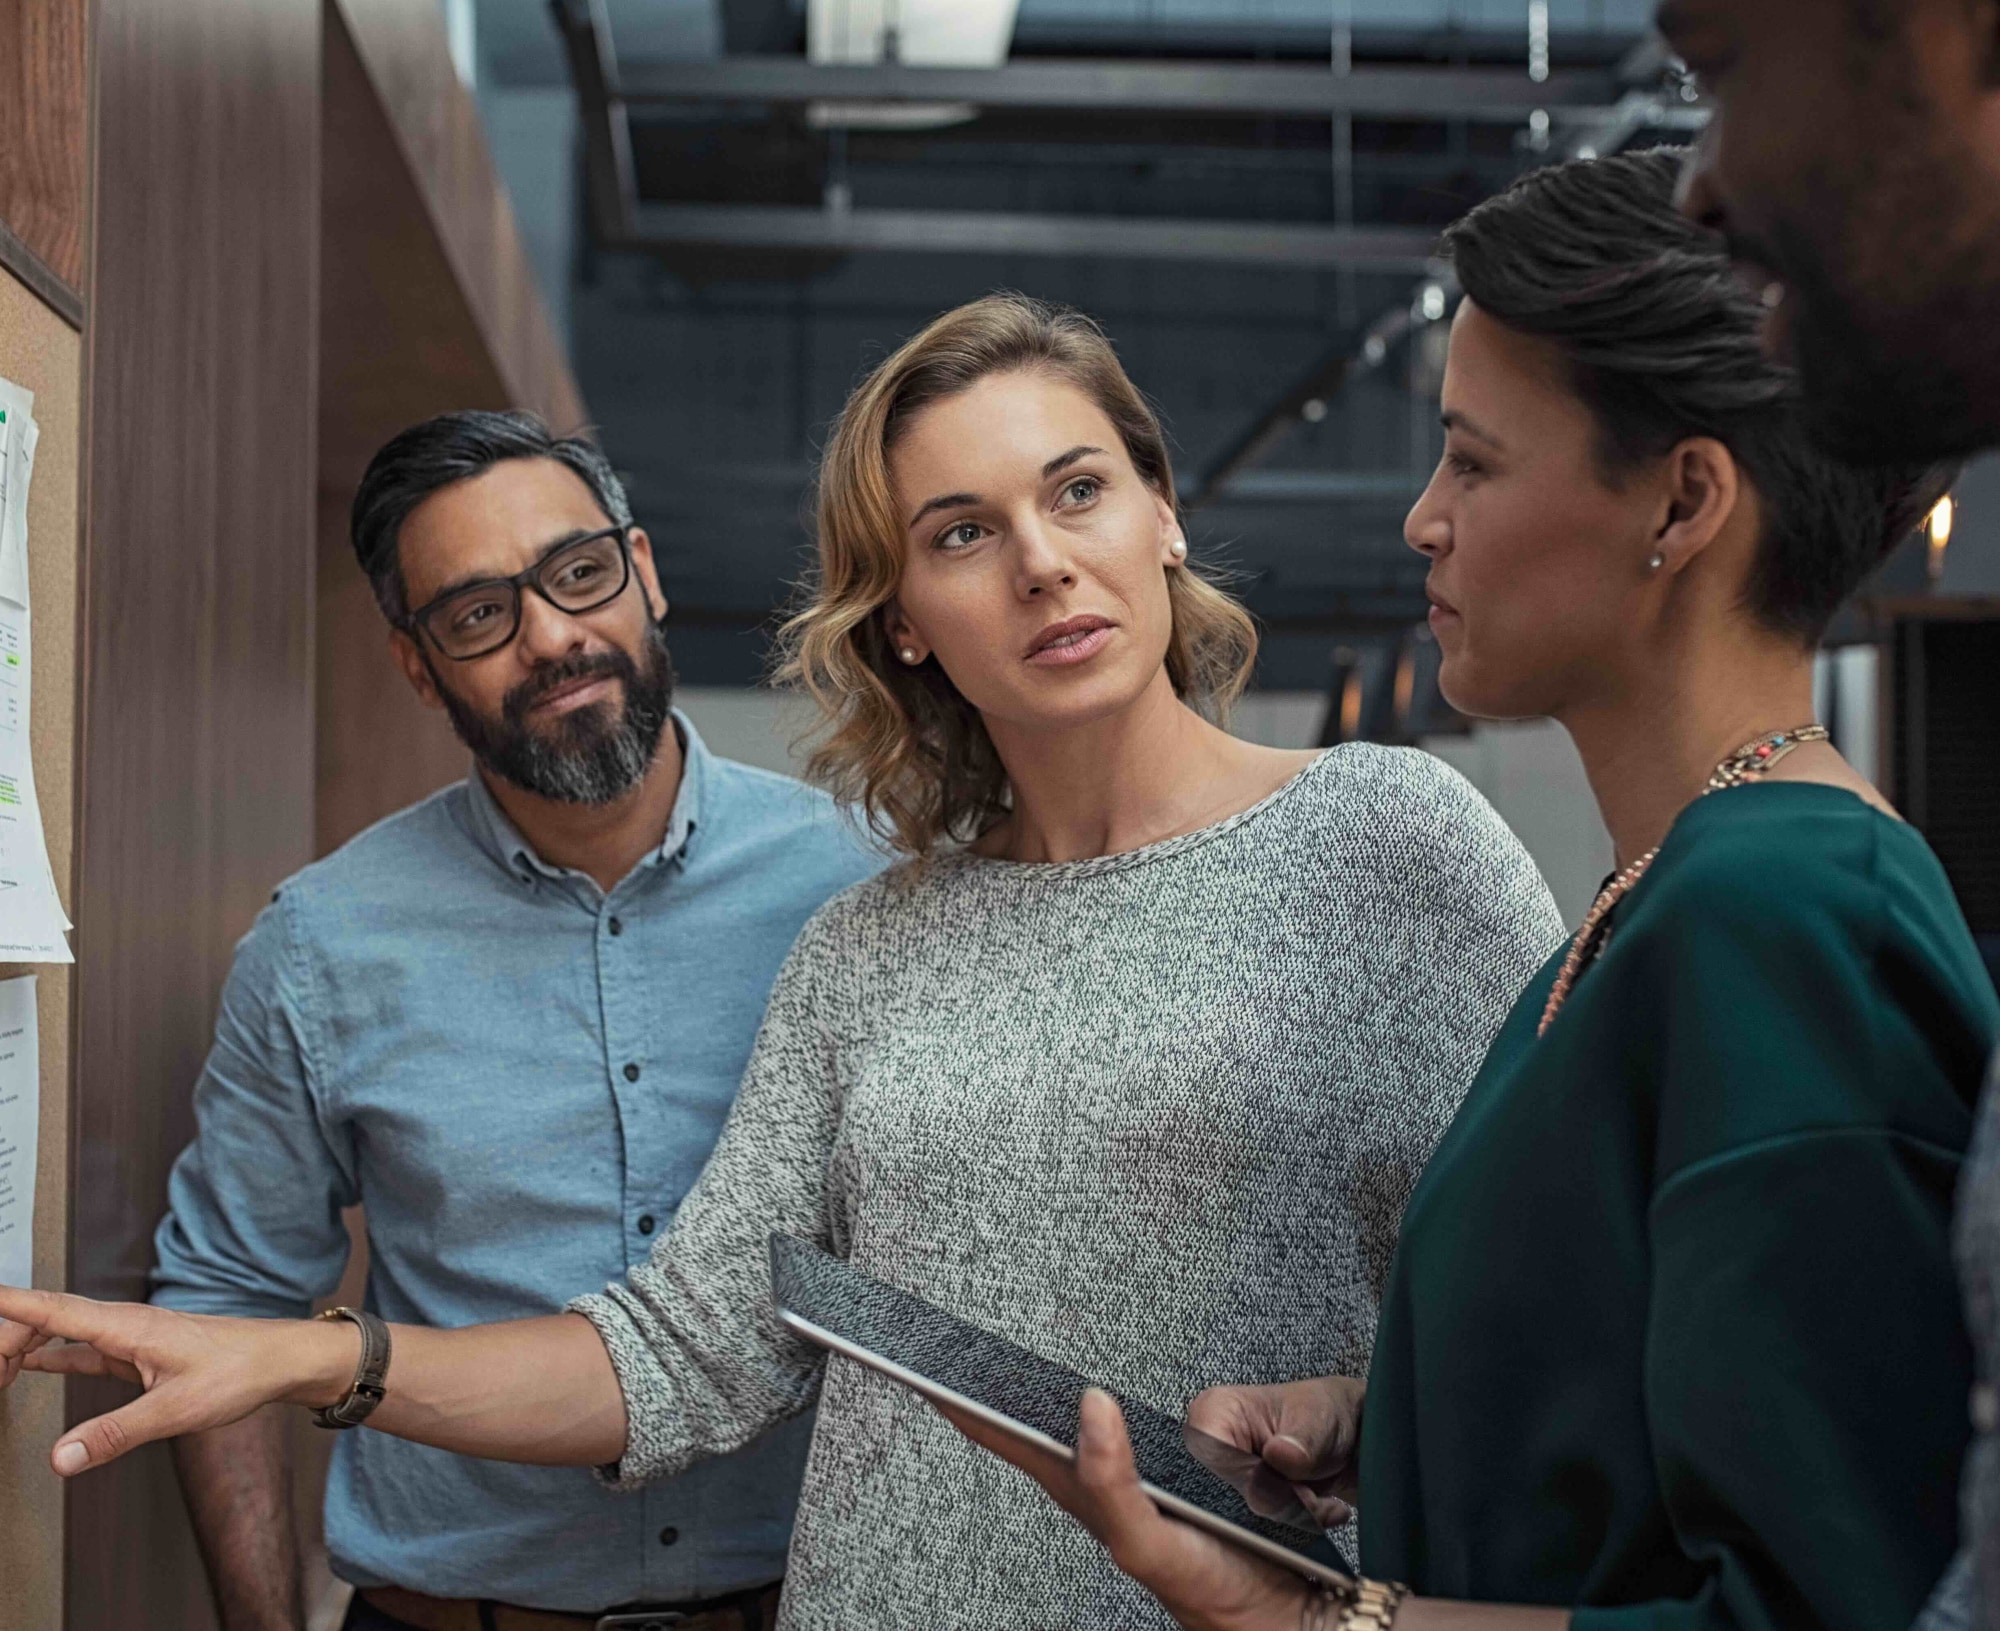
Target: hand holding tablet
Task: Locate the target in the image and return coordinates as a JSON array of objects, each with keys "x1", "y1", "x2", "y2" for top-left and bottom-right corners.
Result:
[{"x1": 767, "y1": 1233, "x2": 1350, "y2": 1590}]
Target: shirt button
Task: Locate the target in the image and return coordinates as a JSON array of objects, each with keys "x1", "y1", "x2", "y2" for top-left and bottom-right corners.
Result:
[
  {"x1": 623, "y1": 1062, "x2": 641, "y2": 1082},
  {"x1": 608, "y1": 916, "x2": 623, "y2": 936},
  {"x1": 658, "y1": 1526, "x2": 679, "y2": 1547},
  {"x1": 637, "y1": 1214, "x2": 656, "y2": 1235}
]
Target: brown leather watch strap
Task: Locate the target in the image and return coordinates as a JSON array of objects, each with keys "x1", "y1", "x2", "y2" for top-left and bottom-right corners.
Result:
[{"x1": 311, "y1": 1305, "x2": 392, "y2": 1430}]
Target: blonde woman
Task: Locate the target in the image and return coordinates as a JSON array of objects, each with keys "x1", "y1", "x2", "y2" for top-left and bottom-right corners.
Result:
[{"x1": 0, "y1": 296, "x2": 1562, "y2": 1629}]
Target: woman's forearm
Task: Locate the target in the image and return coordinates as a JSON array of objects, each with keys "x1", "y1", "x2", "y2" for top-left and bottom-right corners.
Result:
[
  {"x1": 287, "y1": 1311, "x2": 628, "y2": 1466},
  {"x1": 0, "y1": 1288, "x2": 632, "y2": 1479}
]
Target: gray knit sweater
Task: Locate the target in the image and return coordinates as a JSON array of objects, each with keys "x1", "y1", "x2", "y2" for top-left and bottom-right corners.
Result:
[{"x1": 573, "y1": 744, "x2": 1563, "y2": 1629}]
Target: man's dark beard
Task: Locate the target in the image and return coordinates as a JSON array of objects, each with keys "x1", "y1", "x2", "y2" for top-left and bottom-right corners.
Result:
[
  {"x1": 1732, "y1": 90, "x2": 2000, "y2": 465},
  {"x1": 433, "y1": 623, "x2": 677, "y2": 805},
  {"x1": 1774, "y1": 209, "x2": 2000, "y2": 464}
]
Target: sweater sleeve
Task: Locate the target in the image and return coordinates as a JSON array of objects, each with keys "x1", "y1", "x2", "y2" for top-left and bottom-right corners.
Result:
[
  {"x1": 1365, "y1": 748, "x2": 1568, "y2": 1106},
  {"x1": 1564, "y1": 1128, "x2": 1970, "y2": 1631},
  {"x1": 570, "y1": 890, "x2": 860, "y2": 1490},
  {"x1": 1571, "y1": 841, "x2": 1974, "y2": 1631},
  {"x1": 1320, "y1": 749, "x2": 1568, "y2": 1299}
]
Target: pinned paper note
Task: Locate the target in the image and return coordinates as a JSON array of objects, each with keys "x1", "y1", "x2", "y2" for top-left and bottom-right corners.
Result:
[
  {"x1": 0, "y1": 378, "x2": 32, "y2": 608},
  {"x1": 0, "y1": 374, "x2": 70, "y2": 962},
  {"x1": 2, "y1": 417, "x2": 36, "y2": 609},
  {"x1": 0, "y1": 975, "x2": 37, "y2": 1289}
]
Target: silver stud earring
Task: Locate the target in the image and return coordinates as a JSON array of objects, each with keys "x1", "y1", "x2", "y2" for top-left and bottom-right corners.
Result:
[
  {"x1": 900, "y1": 647, "x2": 919, "y2": 664},
  {"x1": 1648, "y1": 552, "x2": 1666, "y2": 571}
]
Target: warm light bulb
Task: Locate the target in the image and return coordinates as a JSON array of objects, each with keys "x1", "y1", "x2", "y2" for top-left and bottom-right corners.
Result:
[
  {"x1": 1927, "y1": 494, "x2": 1955, "y2": 584},
  {"x1": 1339, "y1": 670, "x2": 1364, "y2": 742},
  {"x1": 1928, "y1": 494, "x2": 1955, "y2": 548}
]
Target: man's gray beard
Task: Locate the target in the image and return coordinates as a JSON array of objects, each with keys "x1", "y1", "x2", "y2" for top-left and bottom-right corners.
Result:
[
  {"x1": 433, "y1": 625, "x2": 676, "y2": 806},
  {"x1": 498, "y1": 710, "x2": 660, "y2": 805}
]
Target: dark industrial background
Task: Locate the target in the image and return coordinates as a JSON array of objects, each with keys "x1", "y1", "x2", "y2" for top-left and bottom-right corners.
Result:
[
  {"x1": 458, "y1": 0, "x2": 1996, "y2": 956},
  {"x1": 467, "y1": 0, "x2": 1700, "y2": 691}
]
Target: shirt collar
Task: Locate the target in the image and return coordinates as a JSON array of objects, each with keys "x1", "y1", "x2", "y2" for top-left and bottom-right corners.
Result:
[{"x1": 461, "y1": 709, "x2": 709, "y2": 888}]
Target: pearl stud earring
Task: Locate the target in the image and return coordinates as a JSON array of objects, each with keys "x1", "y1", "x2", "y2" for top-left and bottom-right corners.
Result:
[
  {"x1": 900, "y1": 647, "x2": 919, "y2": 663},
  {"x1": 1648, "y1": 552, "x2": 1666, "y2": 571},
  {"x1": 1169, "y1": 538, "x2": 1187, "y2": 558}
]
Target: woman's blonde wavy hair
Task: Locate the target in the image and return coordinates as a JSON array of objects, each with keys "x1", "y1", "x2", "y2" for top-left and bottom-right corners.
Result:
[{"x1": 774, "y1": 293, "x2": 1259, "y2": 857}]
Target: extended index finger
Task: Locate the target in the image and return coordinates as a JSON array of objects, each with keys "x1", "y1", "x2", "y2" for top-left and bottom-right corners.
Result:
[
  {"x1": 0, "y1": 1287, "x2": 135, "y2": 1355},
  {"x1": 0, "y1": 1287, "x2": 53, "y2": 1360}
]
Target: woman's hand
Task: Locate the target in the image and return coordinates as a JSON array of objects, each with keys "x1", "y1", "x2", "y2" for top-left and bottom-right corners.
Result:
[
  {"x1": 1187, "y1": 1375, "x2": 1365, "y2": 1529},
  {"x1": 937, "y1": 1388, "x2": 1321, "y2": 1631},
  {"x1": 1, "y1": 1288, "x2": 628, "y2": 1471},
  {"x1": 0, "y1": 1286, "x2": 353, "y2": 1476}
]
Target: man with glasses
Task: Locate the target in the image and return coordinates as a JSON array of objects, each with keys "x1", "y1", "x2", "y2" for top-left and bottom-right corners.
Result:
[{"x1": 150, "y1": 412, "x2": 881, "y2": 1631}]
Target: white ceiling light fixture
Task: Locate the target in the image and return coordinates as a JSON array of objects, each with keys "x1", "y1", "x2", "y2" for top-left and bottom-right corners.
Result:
[
  {"x1": 806, "y1": 0, "x2": 1020, "y2": 128},
  {"x1": 807, "y1": 0, "x2": 1021, "y2": 67},
  {"x1": 896, "y1": 0, "x2": 1020, "y2": 67},
  {"x1": 804, "y1": 99, "x2": 979, "y2": 130}
]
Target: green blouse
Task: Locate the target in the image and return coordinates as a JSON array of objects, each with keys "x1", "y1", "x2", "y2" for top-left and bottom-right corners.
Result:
[{"x1": 1358, "y1": 784, "x2": 2000, "y2": 1631}]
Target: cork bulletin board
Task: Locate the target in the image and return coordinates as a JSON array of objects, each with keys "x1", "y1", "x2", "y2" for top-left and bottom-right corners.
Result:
[{"x1": 0, "y1": 259, "x2": 81, "y2": 1631}]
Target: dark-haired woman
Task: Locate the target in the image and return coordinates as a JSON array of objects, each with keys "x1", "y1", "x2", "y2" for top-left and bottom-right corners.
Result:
[{"x1": 947, "y1": 148, "x2": 2000, "y2": 1631}]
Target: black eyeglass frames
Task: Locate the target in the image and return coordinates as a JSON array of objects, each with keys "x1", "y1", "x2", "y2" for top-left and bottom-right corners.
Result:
[{"x1": 402, "y1": 526, "x2": 634, "y2": 661}]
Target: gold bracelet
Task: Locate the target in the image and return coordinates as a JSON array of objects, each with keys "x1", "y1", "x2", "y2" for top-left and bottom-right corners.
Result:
[
  {"x1": 1343, "y1": 1578, "x2": 1408, "y2": 1630},
  {"x1": 1301, "y1": 1577, "x2": 1408, "y2": 1631}
]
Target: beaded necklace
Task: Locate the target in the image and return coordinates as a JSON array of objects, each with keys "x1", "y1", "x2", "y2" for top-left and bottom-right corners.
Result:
[{"x1": 1536, "y1": 724, "x2": 1831, "y2": 1037}]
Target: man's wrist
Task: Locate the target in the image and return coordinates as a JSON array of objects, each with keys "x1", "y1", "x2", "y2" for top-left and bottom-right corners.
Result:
[{"x1": 276, "y1": 1315, "x2": 363, "y2": 1411}]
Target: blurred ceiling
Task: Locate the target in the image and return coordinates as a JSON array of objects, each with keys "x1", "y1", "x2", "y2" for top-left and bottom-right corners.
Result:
[{"x1": 461, "y1": 0, "x2": 1696, "y2": 692}]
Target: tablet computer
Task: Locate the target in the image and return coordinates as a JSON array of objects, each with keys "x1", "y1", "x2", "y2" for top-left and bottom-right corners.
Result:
[{"x1": 768, "y1": 1233, "x2": 1350, "y2": 1590}]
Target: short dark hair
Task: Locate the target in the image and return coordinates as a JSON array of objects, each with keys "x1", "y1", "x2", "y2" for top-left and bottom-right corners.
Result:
[
  {"x1": 1442, "y1": 148, "x2": 1956, "y2": 644},
  {"x1": 350, "y1": 410, "x2": 633, "y2": 622}
]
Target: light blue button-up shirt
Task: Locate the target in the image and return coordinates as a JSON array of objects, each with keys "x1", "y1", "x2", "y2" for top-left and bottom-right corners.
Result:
[{"x1": 150, "y1": 716, "x2": 883, "y2": 1611}]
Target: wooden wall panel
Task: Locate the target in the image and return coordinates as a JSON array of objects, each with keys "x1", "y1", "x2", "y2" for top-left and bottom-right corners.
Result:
[
  {"x1": 333, "y1": 0, "x2": 586, "y2": 436},
  {"x1": 318, "y1": 1, "x2": 515, "y2": 495},
  {"x1": 69, "y1": 0, "x2": 321, "y2": 1623},
  {"x1": 0, "y1": 261, "x2": 83, "y2": 1631},
  {"x1": 0, "y1": 0, "x2": 88, "y2": 305},
  {"x1": 314, "y1": 1, "x2": 502, "y2": 855},
  {"x1": 315, "y1": 0, "x2": 580, "y2": 855}
]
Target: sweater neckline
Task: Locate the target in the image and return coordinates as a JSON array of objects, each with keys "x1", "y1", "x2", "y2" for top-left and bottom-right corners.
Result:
[{"x1": 936, "y1": 747, "x2": 1339, "y2": 884}]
